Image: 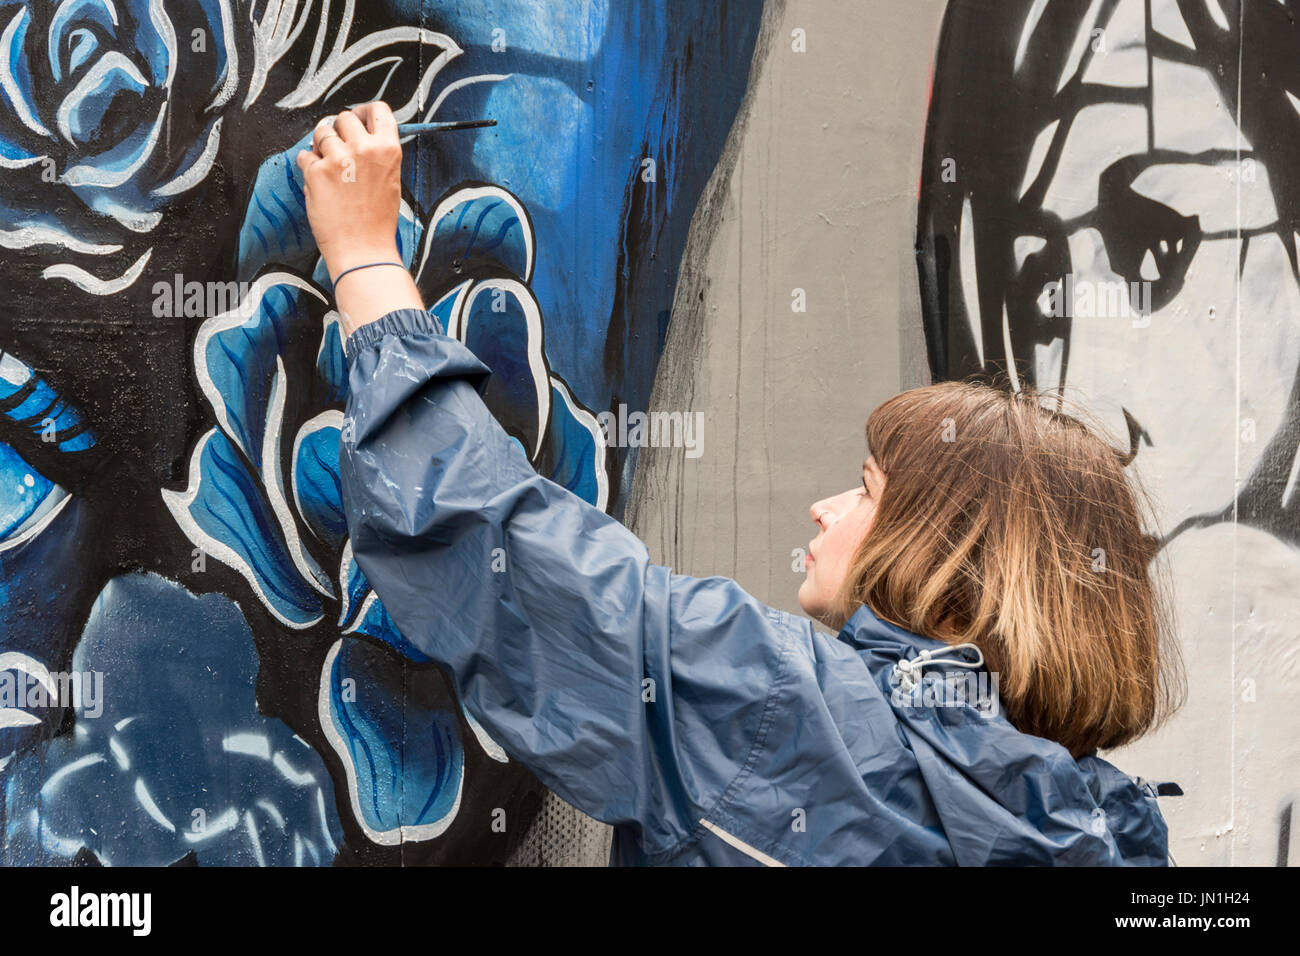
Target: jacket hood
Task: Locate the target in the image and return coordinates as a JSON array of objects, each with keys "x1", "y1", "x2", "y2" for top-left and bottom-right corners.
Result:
[{"x1": 838, "y1": 603, "x2": 1170, "y2": 866}]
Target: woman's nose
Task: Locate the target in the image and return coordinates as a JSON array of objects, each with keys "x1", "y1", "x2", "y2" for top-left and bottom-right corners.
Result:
[{"x1": 810, "y1": 500, "x2": 835, "y2": 528}]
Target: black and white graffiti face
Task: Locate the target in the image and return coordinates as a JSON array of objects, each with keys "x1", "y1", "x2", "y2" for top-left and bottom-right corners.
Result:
[{"x1": 919, "y1": 0, "x2": 1300, "y2": 539}]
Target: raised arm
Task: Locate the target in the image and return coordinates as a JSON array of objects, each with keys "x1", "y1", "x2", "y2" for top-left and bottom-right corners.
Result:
[
  {"x1": 338, "y1": 304, "x2": 809, "y2": 858},
  {"x1": 299, "y1": 101, "x2": 814, "y2": 859}
]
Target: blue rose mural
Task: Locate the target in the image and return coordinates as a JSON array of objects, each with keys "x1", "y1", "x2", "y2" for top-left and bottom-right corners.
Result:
[{"x1": 0, "y1": 0, "x2": 769, "y2": 864}]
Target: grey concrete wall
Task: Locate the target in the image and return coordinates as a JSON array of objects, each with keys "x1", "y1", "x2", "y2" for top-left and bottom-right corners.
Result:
[{"x1": 628, "y1": 0, "x2": 941, "y2": 613}]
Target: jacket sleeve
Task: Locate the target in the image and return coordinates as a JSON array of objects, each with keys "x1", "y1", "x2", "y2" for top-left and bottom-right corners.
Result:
[{"x1": 338, "y1": 307, "x2": 813, "y2": 858}]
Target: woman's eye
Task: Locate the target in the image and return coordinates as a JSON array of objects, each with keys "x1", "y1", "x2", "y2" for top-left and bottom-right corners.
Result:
[{"x1": 0, "y1": 441, "x2": 70, "y2": 552}]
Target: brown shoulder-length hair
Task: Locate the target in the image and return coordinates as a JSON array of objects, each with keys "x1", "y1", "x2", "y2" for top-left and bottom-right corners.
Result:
[{"x1": 833, "y1": 379, "x2": 1185, "y2": 758}]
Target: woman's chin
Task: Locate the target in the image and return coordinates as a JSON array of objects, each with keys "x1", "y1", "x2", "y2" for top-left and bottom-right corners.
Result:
[{"x1": 796, "y1": 581, "x2": 821, "y2": 620}]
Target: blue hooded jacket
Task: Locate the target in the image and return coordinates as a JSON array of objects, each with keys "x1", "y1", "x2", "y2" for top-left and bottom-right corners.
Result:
[{"x1": 338, "y1": 307, "x2": 1173, "y2": 866}]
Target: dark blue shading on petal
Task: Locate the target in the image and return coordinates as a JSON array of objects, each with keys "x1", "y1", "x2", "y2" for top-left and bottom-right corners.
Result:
[
  {"x1": 294, "y1": 419, "x2": 346, "y2": 551},
  {"x1": 428, "y1": 281, "x2": 468, "y2": 334},
  {"x1": 165, "y1": 430, "x2": 323, "y2": 628},
  {"x1": 323, "y1": 638, "x2": 464, "y2": 842},
  {"x1": 0, "y1": 351, "x2": 97, "y2": 452},
  {"x1": 0, "y1": 441, "x2": 59, "y2": 541},
  {"x1": 415, "y1": 187, "x2": 533, "y2": 288},
  {"x1": 59, "y1": 54, "x2": 146, "y2": 145},
  {"x1": 337, "y1": 545, "x2": 371, "y2": 631},
  {"x1": 335, "y1": 554, "x2": 433, "y2": 665},
  {"x1": 200, "y1": 283, "x2": 309, "y2": 467},
  {"x1": 237, "y1": 142, "x2": 316, "y2": 281},
  {"x1": 353, "y1": 593, "x2": 433, "y2": 665},
  {"x1": 538, "y1": 376, "x2": 606, "y2": 509},
  {"x1": 316, "y1": 318, "x2": 348, "y2": 404},
  {"x1": 460, "y1": 281, "x2": 549, "y2": 459}
]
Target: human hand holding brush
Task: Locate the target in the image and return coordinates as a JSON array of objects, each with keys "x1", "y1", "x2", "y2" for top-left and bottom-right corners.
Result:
[{"x1": 295, "y1": 100, "x2": 496, "y2": 334}]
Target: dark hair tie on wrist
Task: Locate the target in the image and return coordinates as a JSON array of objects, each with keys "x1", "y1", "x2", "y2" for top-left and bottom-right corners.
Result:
[{"x1": 332, "y1": 261, "x2": 406, "y2": 289}]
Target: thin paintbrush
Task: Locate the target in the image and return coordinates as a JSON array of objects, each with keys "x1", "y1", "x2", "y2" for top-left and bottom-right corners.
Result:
[{"x1": 395, "y1": 119, "x2": 497, "y2": 136}]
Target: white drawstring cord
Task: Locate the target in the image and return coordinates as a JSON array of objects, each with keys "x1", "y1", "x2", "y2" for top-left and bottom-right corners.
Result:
[{"x1": 892, "y1": 642, "x2": 985, "y2": 693}]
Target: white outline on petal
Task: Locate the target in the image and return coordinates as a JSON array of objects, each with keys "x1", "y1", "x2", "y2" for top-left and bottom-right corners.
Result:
[
  {"x1": 153, "y1": 117, "x2": 223, "y2": 197},
  {"x1": 317, "y1": 640, "x2": 464, "y2": 845},
  {"x1": 275, "y1": 22, "x2": 462, "y2": 121},
  {"x1": 0, "y1": 153, "x2": 47, "y2": 170},
  {"x1": 550, "y1": 375, "x2": 610, "y2": 512},
  {"x1": 0, "y1": 652, "x2": 58, "y2": 728},
  {"x1": 147, "y1": 0, "x2": 177, "y2": 92},
  {"x1": 0, "y1": 224, "x2": 122, "y2": 256},
  {"x1": 42, "y1": 247, "x2": 152, "y2": 294},
  {"x1": 38, "y1": 753, "x2": 105, "y2": 798},
  {"x1": 1, "y1": 8, "x2": 53, "y2": 138},
  {"x1": 460, "y1": 706, "x2": 508, "y2": 764},
  {"x1": 341, "y1": 591, "x2": 378, "y2": 635},
  {"x1": 459, "y1": 278, "x2": 550, "y2": 459},
  {"x1": 264, "y1": 357, "x2": 333, "y2": 598},
  {"x1": 417, "y1": 73, "x2": 512, "y2": 126},
  {"x1": 192, "y1": 271, "x2": 328, "y2": 459},
  {"x1": 0, "y1": 486, "x2": 71, "y2": 554},
  {"x1": 437, "y1": 280, "x2": 474, "y2": 341},
  {"x1": 61, "y1": 98, "x2": 166, "y2": 187},
  {"x1": 417, "y1": 186, "x2": 535, "y2": 287},
  {"x1": 336, "y1": 539, "x2": 357, "y2": 627},
  {"x1": 291, "y1": 409, "x2": 343, "y2": 543},
  {"x1": 161, "y1": 429, "x2": 325, "y2": 631},
  {"x1": 208, "y1": 0, "x2": 239, "y2": 111},
  {"x1": 48, "y1": 0, "x2": 121, "y2": 85},
  {"x1": 134, "y1": 777, "x2": 176, "y2": 832}
]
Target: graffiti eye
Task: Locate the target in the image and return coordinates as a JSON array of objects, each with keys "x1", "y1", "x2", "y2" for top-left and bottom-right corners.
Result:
[
  {"x1": 1095, "y1": 163, "x2": 1202, "y2": 312},
  {"x1": 0, "y1": 441, "x2": 70, "y2": 552}
]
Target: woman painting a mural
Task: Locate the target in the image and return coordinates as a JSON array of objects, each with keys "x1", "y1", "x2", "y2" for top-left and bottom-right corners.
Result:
[{"x1": 302, "y1": 99, "x2": 1186, "y2": 866}]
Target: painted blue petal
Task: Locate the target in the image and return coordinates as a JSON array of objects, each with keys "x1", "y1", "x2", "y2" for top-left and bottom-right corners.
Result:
[
  {"x1": 0, "y1": 442, "x2": 57, "y2": 540},
  {"x1": 200, "y1": 282, "x2": 311, "y2": 467},
  {"x1": 0, "y1": 136, "x2": 36, "y2": 164},
  {"x1": 353, "y1": 595, "x2": 433, "y2": 665},
  {"x1": 337, "y1": 545, "x2": 371, "y2": 631},
  {"x1": 294, "y1": 421, "x2": 346, "y2": 551},
  {"x1": 315, "y1": 318, "x2": 348, "y2": 404},
  {"x1": 460, "y1": 280, "x2": 549, "y2": 459},
  {"x1": 47, "y1": 0, "x2": 118, "y2": 84},
  {"x1": 60, "y1": 56, "x2": 145, "y2": 145},
  {"x1": 237, "y1": 141, "x2": 316, "y2": 282},
  {"x1": 415, "y1": 187, "x2": 533, "y2": 286},
  {"x1": 323, "y1": 639, "x2": 463, "y2": 841},
  {"x1": 540, "y1": 377, "x2": 606, "y2": 509},
  {"x1": 165, "y1": 430, "x2": 322, "y2": 628},
  {"x1": 0, "y1": 574, "x2": 343, "y2": 866},
  {"x1": 0, "y1": 350, "x2": 97, "y2": 450}
]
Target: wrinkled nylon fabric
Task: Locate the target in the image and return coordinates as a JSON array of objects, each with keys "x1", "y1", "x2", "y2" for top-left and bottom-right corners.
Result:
[{"x1": 339, "y1": 307, "x2": 1171, "y2": 866}]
